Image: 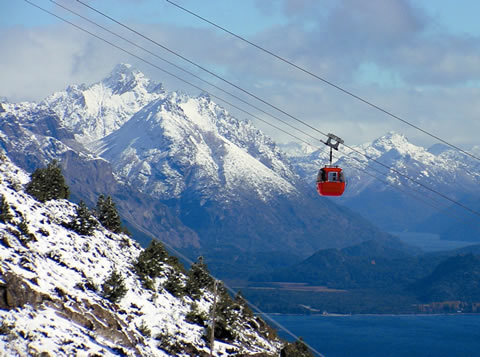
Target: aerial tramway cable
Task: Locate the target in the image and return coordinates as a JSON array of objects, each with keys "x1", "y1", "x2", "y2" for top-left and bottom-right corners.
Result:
[
  {"x1": 57, "y1": 0, "x2": 476, "y2": 220},
  {"x1": 165, "y1": 0, "x2": 480, "y2": 164},
  {"x1": 54, "y1": 0, "x2": 472, "y2": 222},
  {"x1": 68, "y1": 0, "x2": 480, "y2": 220},
  {"x1": 18, "y1": 6, "x2": 326, "y2": 354},
  {"x1": 48, "y1": 0, "x2": 344, "y2": 150},
  {"x1": 51, "y1": 0, "x2": 471, "y2": 220},
  {"x1": 28, "y1": 0, "x2": 480, "y2": 222},
  {"x1": 60, "y1": 0, "x2": 467, "y2": 211}
]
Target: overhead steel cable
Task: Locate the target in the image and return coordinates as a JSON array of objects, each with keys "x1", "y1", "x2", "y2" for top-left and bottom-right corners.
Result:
[
  {"x1": 165, "y1": 0, "x2": 480, "y2": 163},
  {"x1": 74, "y1": 0, "x2": 334, "y2": 137},
  {"x1": 22, "y1": 4, "x2": 325, "y2": 356},
  {"x1": 344, "y1": 162, "x2": 468, "y2": 224},
  {"x1": 28, "y1": 1, "x2": 312, "y2": 149},
  {"x1": 32, "y1": 0, "x2": 480, "y2": 221},
  {"x1": 339, "y1": 142, "x2": 480, "y2": 218},
  {"x1": 50, "y1": 0, "x2": 474, "y2": 222},
  {"x1": 49, "y1": 0, "x2": 338, "y2": 152},
  {"x1": 118, "y1": 215, "x2": 326, "y2": 357},
  {"x1": 73, "y1": 0, "x2": 480, "y2": 219},
  {"x1": 49, "y1": 0, "x2": 466, "y2": 223}
]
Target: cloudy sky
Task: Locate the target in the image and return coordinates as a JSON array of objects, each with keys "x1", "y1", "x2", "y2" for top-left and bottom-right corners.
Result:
[{"x1": 2, "y1": 0, "x2": 480, "y2": 149}]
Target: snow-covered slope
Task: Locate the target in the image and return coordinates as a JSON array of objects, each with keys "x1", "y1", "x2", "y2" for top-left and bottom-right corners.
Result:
[
  {"x1": 87, "y1": 85, "x2": 394, "y2": 266},
  {"x1": 0, "y1": 93, "x2": 201, "y2": 251},
  {"x1": 94, "y1": 92, "x2": 298, "y2": 202},
  {"x1": 0, "y1": 154, "x2": 282, "y2": 356}
]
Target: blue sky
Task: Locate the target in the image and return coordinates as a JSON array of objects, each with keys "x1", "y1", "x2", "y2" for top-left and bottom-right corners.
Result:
[{"x1": 1, "y1": 0, "x2": 480, "y2": 148}]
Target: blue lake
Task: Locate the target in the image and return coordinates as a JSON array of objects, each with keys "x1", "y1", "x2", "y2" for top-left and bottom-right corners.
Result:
[
  {"x1": 268, "y1": 314, "x2": 480, "y2": 357},
  {"x1": 389, "y1": 231, "x2": 475, "y2": 252}
]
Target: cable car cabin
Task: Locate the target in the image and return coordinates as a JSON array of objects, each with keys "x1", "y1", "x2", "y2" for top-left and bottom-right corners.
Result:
[{"x1": 316, "y1": 166, "x2": 346, "y2": 197}]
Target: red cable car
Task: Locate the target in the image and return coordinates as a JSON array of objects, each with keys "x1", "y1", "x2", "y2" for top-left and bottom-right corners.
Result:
[
  {"x1": 316, "y1": 166, "x2": 346, "y2": 196},
  {"x1": 316, "y1": 133, "x2": 346, "y2": 197}
]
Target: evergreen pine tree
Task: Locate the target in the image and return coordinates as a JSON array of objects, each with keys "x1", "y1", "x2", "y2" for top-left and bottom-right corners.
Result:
[
  {"x1": 96, "y1": 194, "x2": 105, "y2": 217},
  {"x1": 0, "y1": 195, "x2": 13, "y2": 223},
  {"x1": 234, "y1": 291, "x2": 253, "y2": 317},
  {"x1": 164, "y1": 270, "x2": 185, "y2": 298},
  {"x1": 281, "y1": 337, "x2": 313, "y2": 357},
  {"x1": 133, "y1": 239, "x2": 168, "y2": 289},
  {"x1": 26, "y1": 160, "x2": 69, "y2": 202},
  {"x1": 67, "y1": 200, "x2": 98, "y2": 236},
  {"x1": 96, "y1": 195, "x2": 122, "y2": 233},
  {"x1": 186, "y1": 256, "x2": 214, "y2": 299},
  {"x1": 101, "y1": 269, "x2": 128, "y2": 303}
]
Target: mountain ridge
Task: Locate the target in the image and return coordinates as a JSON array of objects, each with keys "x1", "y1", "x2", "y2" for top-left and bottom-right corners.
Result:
[{"x1": 283, "y1": 131, "x2": 480, "y2": 234}]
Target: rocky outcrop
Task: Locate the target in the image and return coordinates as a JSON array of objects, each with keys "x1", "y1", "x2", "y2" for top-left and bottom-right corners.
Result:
[
  {"x1": 0, "y1": 271, "x2": 50, "y2": 310},
  {"x1": 0, "y1": 155, "x2": 284, "y2": 356}
]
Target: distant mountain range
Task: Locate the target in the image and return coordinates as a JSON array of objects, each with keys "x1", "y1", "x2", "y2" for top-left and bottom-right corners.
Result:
[
  {"x1": 282, "y1": 132, "x2": 480, "y2": 240},
  {"x1": 0, "y1": 63, "x2": 393, "y2": 279},
  {"x1": 244, "y1": 239, "x2": 480, "y2": 314}
]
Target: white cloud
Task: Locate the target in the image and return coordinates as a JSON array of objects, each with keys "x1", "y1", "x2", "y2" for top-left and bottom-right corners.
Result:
[
  {"x1": 0, "y1": 24, "x2": 131, "y2": 102},
  {"x1": 2, "y1": 0, "x2": 480, "y2": 150}
]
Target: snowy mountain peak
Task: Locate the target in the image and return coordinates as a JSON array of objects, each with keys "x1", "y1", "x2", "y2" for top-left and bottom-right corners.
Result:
[
  {"x1": 41, "y1": 64, "x2": 166, "y2": 144},
  {"x1": 102, "y1": 63, "x2": 163, "y2": 95},
  {"x1": 96, "y1": 91, "x2": 299, "y2": 201},
  {"x1": 351, "y1": 131, "x2": 439, "y2": 166},
  {"x1": 369, "y1": 131, "x2": 412, "y2": 153}
]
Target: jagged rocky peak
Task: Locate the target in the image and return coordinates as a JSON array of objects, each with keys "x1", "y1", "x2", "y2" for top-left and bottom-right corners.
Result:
[
  {"x1": 350, "y1": 131, "x2": 439, "y2": 166},
  {"x1": 368, "y1": 131, "x2": 415, "y2": 153},
  {"x1": 41, "y1": 64, "x2": 167, "y2": 144},
  {"x1": 0, "y1": 153, "x2": 284, "y2": 356},
  {"x1": 93, "y1": 86, "x2": 300, "y2": 201},
  {"x1": 103, "y1": 63, "x2": 164, "y2": 95}
]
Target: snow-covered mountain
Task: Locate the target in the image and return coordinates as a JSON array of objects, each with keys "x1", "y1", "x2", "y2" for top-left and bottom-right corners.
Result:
[
  {"x1": 0, "y1": 64, "x2": 396, "y2": 278},
  {"x1": 0, "y1": 154, "x2": 283, "y2": 356},
  {"x1": 0, "y1": 99, "x2": 200, "y2": 251},
  {"x1": 44, "y1": 63, "x2": 166, "y2": 145},
  {"x1": 283, "y1": 132, "x2": 480, "y2": 234},
  {"x1": 93, "y1": 92, "x2": 297, "y2": 202}
]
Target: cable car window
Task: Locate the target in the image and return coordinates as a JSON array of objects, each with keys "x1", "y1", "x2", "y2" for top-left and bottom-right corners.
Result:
[
  {"x1": 317, "y1": 169, "x2": 326, "y2": 182},
  {"x1": 328, "y1": 171, "x2": 338, "y2": 182}
]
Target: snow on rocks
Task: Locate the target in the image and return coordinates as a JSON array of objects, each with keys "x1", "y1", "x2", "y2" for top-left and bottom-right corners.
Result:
[
  {"x1": 43, "y1": 64, "x2": 166, "y2": 145},
  {"x1": 0, "y1": 154, "x2": 282, "y2": 356},
  {"x1": 95, "y1": 91, "x2": 299, "y2": 202}
]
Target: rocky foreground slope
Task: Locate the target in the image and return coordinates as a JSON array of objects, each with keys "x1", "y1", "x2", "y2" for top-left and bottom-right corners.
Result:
[{"x1": 0, "y1": 154, "x2": 285, "y2": 356}]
